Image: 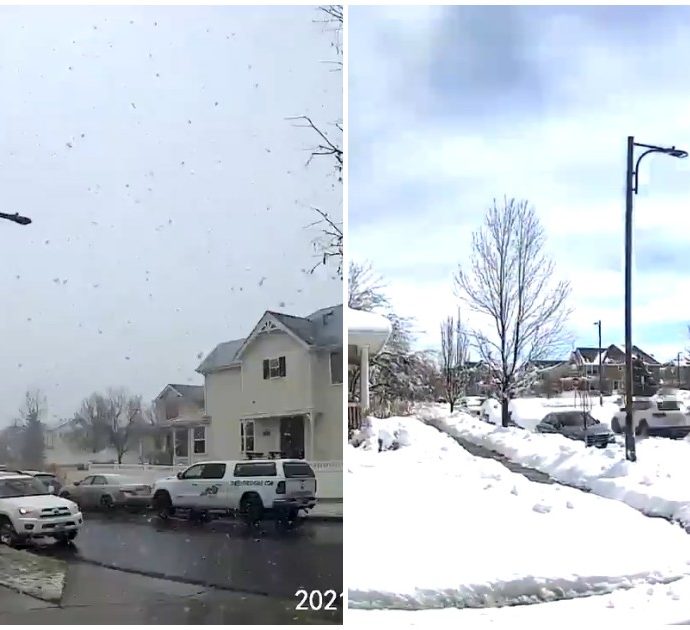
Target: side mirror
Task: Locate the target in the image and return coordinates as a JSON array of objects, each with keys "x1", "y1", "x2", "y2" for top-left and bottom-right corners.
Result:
[{"x1": 176, "y1": 472, "x2": 183, "y2": 479}]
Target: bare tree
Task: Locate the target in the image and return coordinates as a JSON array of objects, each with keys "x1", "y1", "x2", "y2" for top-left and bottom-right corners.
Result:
[
  {"x1": 69, "y1": 393, "x2": 111, "y2": 453},
  {"x1": 348, "y1": 260, "x2": 439, "y2": 415},
  {"x1": 19, "y1": 389, "x2": 46, "y2": 469},
  {"x1": 292, "y1": 6, "x2": 343, "y2": 278},
  {"x1": 440, "y1": 310, "x2": 470, "y2": 413},
  {"x1": 454, "y1": 198, "x2": 572, "y2": 427},
  {"x1": 348, "y1": 262, "x2": 388, "y2": 311},
  {"x1": 103, "y1": 388, "x2": 145, "y2": 465}
]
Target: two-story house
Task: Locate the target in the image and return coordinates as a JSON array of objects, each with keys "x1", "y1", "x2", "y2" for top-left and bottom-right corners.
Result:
[
  {"x1": 196, "y1": 304, "x2": 343, "y2": 464},
  {"x1": 570, "y1": 344, "x2": 661, "y2": 393}
]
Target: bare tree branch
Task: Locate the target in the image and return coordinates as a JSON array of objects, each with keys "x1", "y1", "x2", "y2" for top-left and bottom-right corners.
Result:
[
  {"x1": 454, "y1": 198, "x2": 572, "y2": 426},
  {"x1": 348, "y1": 261, "x2": 389, "y2": 311},
  {"x1": 440, "y1": 309, "x2": 470, "y2": 412}
]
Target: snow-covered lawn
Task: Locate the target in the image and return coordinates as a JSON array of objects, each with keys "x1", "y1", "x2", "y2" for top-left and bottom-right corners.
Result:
[
  {"x1": 422, "y1": 404, "x2": 690, "y2": 527},
  {"x1": 348, "y1": 416, "x2": 690, "y2": 613}
]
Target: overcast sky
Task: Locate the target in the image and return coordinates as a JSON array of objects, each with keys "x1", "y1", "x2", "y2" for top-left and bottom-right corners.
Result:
[
  {"x1": 350, "y1": 5, "x2": 690, "y2": 364},
  {"x1": 0, "y1": 6, "x2": 341, "y2": 425}
]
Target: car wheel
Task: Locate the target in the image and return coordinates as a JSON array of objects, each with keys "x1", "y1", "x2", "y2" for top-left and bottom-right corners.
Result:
[
  {"x1": 100, "y1": 495, "x2": 114, "y2": 510},
  {"x1": 637, "y1": 421, "x2": 649, "y2": 438},
  {"x1": 0, "y1": 519, "x2": 25, "y2": 548},
  {"x1": 611, "y1": 418, "x2": 622, "y2": 434},
  {"x1": 153, "y1": 491, "x2": 173, "y2": 519},
  {"x1": 240, "y1": 494, "x2": 264, "y2": 526},
  {"x1": 55, "y1": 531, "x2": 78, "y2": 544}
]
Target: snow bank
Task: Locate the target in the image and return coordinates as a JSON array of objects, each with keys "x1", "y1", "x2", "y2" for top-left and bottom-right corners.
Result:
[
  {"x1": 348, "y1": 416, "x2": 690, "y2": 611},
  {"x1": 350, "y1": 575, "x2": 690, "y2": 625},
  {"x1": 423, "y1": 404, "x2": 690, "y2": 527},
  {"x1": 0, "y1": 546, "x2": 66, "y2": 602},
  {"x1": 349, "y1": 416, "x2": 411, "y2": 451}
]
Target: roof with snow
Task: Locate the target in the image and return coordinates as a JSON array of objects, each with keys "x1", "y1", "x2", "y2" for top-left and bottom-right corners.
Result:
[
  {"x1": 197, "y1": 305, "x2": 342, "y2": 374},
  {"x1": 573, "y1": 344, "x2": 659, "y2": 365},
  {"x1": 347, "y1": 308, "x2": 392, "y2": 355}
]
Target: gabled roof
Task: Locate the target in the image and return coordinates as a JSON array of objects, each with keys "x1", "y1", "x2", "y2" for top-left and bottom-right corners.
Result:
[
  {"x1": 196, "y1": 305, "x2": 342, "y2": 375},
  {"x1": 156, "y1": 384, "x2": 204, "y2": 406},
  {"x1": 529, "y1": 359, "x2": 567, "y2": 368},
  {"x1": 196, "y1": 338, "x2": 245, "y2": 375},
  {"x1": 573, "y1": 344, "x2": 659, "y2": 365},
  {"x1": 574, "y1": 347, "x2": 601, "y2": 363}
]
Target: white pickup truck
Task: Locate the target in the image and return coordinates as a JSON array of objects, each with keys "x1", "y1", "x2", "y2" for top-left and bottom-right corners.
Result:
[
  {"x1": 0, "y1": 472, "x2": 83, "y2": 547},
  {"x1": 151, "y1": 459, "x2": 317, "y2": 524}
]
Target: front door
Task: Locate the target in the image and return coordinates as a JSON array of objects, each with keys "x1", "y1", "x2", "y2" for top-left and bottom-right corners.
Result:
[
  {"x1": 174, "y1": 428, "x2": 189, "y2": 466},
  {"x1": 280, "y1": 415, "x2": 305, "y2": 459}
]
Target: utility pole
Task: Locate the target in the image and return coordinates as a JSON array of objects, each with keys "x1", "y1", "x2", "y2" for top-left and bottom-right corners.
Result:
[
  {"x1": 594, "y1": 320, "x2": 603, "y2": 406},
  {"x1": 678, "y1": 352, "x2": 682, "y2": 389}
]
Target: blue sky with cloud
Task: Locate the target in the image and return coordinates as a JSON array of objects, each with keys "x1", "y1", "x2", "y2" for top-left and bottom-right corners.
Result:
[{"x1": 349, "y1": 5, "x2": 690, "y2": 363}]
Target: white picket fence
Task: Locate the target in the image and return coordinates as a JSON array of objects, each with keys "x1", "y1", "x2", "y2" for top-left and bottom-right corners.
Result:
[{"x1": 63, "y1": 460, "x2": 343, "y2": 499}]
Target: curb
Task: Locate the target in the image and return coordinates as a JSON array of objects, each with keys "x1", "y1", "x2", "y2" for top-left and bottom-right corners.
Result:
[{"x1": 305, "y1": 514, "x2": 342, "y2": 522}]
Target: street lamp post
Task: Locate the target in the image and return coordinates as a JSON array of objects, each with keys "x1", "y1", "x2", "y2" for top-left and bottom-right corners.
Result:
[
  {"x1": 624, "y1": 136, "x2": 687, "y2": 463},
  {"x1": 594, "y1": 320, "x2": 603, "y2": 406},
  {"x1": 677, "y1": 352, "x2": 682, "y2": 389},
  {"x1": 0, "y1": 212, "x2": 31, "y2": 226}
]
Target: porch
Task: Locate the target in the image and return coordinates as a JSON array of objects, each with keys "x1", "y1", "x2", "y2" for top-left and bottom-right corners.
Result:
[
  {"x1": 240, "y1": 413, "x2": 314, "y2": 460},
  {"x1": 347, "y1": 308, "x2": 392, "y2": 433},
  {"x1": 157, "y1": 416, "x2": 211, "y2": 468}
]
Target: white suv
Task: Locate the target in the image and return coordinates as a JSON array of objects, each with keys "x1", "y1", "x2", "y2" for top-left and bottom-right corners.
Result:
[
  {"x1": 0, "y1": 473, "x2": 83, "y2": 546},
  {"x1": 611, "y1": 389, "x2": 690, "y2": 438},
  {"x1": 151, "y1": 459, "x2": 317, "y2": 524}
]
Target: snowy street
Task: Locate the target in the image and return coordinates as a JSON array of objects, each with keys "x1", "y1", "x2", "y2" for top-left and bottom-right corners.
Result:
[{"x1": 348, "y1": 414, "x2": 690, "y2": 621}]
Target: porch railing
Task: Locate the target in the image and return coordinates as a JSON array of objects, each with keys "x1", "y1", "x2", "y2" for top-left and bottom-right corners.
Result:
[{"x1": 348, "y1": 402, "x2": 362, "y2": 432}]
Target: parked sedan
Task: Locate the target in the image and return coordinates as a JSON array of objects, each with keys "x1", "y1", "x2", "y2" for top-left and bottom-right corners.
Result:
[
  {"x1": 59, "y1": 474, "x2": 152, "y2": 510},
  {"x1": 535, "y1": 411, "x2": 614, "y2": 448}
]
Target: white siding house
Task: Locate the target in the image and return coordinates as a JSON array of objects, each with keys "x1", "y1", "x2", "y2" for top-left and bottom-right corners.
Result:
[{"x1": 197, "y1": 305, "x2": 343, "y2": 465}]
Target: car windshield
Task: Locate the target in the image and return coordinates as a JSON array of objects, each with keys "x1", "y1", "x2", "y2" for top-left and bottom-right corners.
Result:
[
  {"x1": 0, "y1": 477, "x2": 51, "y2": 498},
  {"x1": 554, "y1": 412, "x2": 598, "y2": 427}
]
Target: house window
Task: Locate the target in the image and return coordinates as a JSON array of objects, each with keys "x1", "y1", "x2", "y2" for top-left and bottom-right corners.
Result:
[
  {"x1": 330, "y1": 350, "x2": 343, "y2": 384},
  {"x1": 165, "y1": 399, "x2": 179, "y2": 420},
  {"x1": 240, "y1": 420, "x2": 255, "y2": 453},
  {"x1": 263, "y1": 356, "x2": 286, "y2": 379},
  {"x1": 193, "y1": 426, "x2": 206, "y2": 454},
  {"x1": 174, "y1": 428, "x2": 188, "y2": 456},
  {"x1": 44, "y1": 432, "x2": 54, "y2": 449}
]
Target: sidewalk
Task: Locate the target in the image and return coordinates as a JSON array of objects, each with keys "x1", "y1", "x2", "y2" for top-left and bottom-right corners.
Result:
[
  {"x1": 308, "y1": 499, "x2": 342, "y2": 521},
  {"x1": 0, "y1": 562, "x2": 342, "y2": 624}
]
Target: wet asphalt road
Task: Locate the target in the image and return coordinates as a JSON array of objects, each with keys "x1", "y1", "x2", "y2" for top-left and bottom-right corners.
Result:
[{"x1": 30, "y1": 511, "x2": 342, "y2": 601}]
